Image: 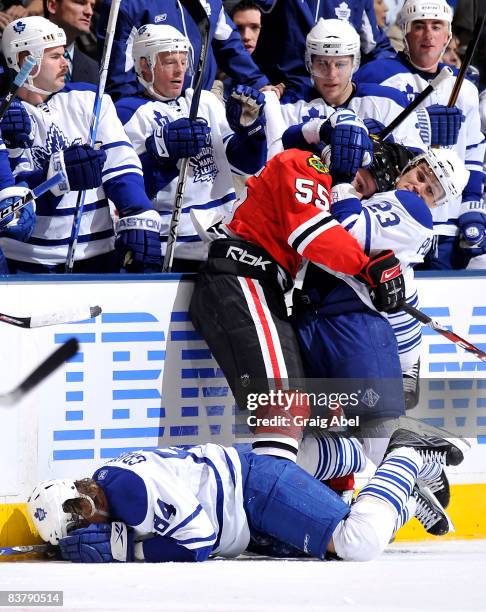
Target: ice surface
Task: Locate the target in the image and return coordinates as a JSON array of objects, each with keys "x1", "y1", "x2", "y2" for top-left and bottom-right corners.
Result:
[{"x1": 0, "y1": 540, "x2": 484, "y2": 612}]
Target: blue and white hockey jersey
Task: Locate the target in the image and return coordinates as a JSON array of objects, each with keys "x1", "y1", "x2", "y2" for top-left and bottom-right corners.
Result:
[
  {"x1": 279, "y1": 82, "x2": 430, "y2": 152},
  {"x1": 2, "y1": 84, "x2": 153, "y2": 266},
  {"x1": 117, "y1": 89, "x2": 260, "y2": 261},
  {"x1": 355, "y1": 54, "x2": 486, "y2": 238},
  {"x1": 92, "y1": 445, "x2": 250, "y2": 562},
  {"x1": 98, "y1": 0, "x2": 268, "y2": 101}
]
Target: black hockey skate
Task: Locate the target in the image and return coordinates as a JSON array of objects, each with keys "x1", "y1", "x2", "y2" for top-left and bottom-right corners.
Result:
[
  {"x1": 412, "y1": 483, "x2": 453, "y2": 536},
  {"x1": 403, "y1": 358, "x2": 420, "y2": 410},
  {"x1": 419, "y1": 468, "x2": 451, "y2": 509},
  {"x1": 387, "y1": 427, "x2": 469, "y2": 466}
]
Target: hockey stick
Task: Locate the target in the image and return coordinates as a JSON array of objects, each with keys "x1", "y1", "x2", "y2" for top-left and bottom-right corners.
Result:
[
  {"x1": 378, "y1": 66, "x2": 453, "y2": 141},
  {"x1": 162, "y1": 0, "x2": 211, "y2": 273},
  {"x1": 0, "y1": 337, "x2": 79, "y2": 406},
  {"x1": 402, "y1": 303, "x2": 486, "y2": 362},
  {"x1": 0, "y1": 55, "x2": 37, "y2": 120},
  {"x1": 447, "y1": 13, "x2": 485, "y2": 107},
  {"x1": 64, "y1": 0, "x2": 122, "y2": 272},
  {"x1": 0, "y1": 171, "x2": 66, "y2": 223},
  {"x1": 0, "y1": 544, "x2": 49, "y2": 556},
  {"x1": 0, "y1": 304, "x2": 101, "y2": 328}
]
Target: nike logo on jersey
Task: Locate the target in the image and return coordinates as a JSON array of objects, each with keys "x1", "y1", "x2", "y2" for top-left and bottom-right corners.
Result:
[
  {"x1": 380, "y1": 263, "x2": 401, "y2": 282},
  {"x1": 226, "y1": 246, "x2": 271, "y2": 270}
]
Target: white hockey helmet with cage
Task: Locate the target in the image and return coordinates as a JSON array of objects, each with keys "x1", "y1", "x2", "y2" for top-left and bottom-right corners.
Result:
[
  {"x1": 132, "y1": 24, "x2": 193, "y2": 99},
  {"x1": 305, "y1": 18, "x2": 361, "y2": 76},
  {"x1": 400, "y1": 147, "x2": 469, "y2": 206},
  {"x1": 400, "y1": 0, "x2": 453, "y2": 57},
  {"x1": 2, "y1": 17, "x2": 66, "y2": 91},
  {"x1": 27, "y1": 479, "x2": 82, "y2": 545}
]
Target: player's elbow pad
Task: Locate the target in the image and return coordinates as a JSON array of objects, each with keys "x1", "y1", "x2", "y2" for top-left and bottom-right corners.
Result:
[{"x1": 142, "y1": 536, "x2": 212, "y2": 563}]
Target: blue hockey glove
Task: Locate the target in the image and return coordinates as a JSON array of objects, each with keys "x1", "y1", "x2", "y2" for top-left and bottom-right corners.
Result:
[
  {"x1": 356, "y1": 249, "x2": 405, "y2": 313},
  {"x1": 0, "y1": 100, "x2": 34, "y2": 149},
  {"x1": 146, "y1": 118, "x2": 210, "y2": 163},
  {"x1": 362, "y1": 118, "x2": 395, "y2": 143},
  {"x1": 458, "y1": 209, "x2": 486, "y2": 256},
  {"x1": 115, "y1": 209, "x2": 162, "y2": 272},
  {"x1": 0, "y1": 185, "x2": 35, "y2": 242},
  {"x1": 226, "y1": 85, "x2": 266, "y2": 137},
  {"x1": 426, "y1": 104, "x2": 464, "y2": 147},
  {"x1": 46, "y1": 144, "x2": 107, "y2": 196},
  {"x1": 319, "y1": 110, "x2": 373, "y2": 183},
  {"x1": 59, "y1": 523, "x2": 134, "y2": 563}
]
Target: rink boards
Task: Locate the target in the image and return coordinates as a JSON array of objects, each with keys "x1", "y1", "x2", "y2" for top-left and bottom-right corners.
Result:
[{"x1": 0, "y1": 271, "x2": 485, "y2": 547}]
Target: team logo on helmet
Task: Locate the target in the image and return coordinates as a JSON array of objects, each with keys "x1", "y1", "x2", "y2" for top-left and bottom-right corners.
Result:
[
  {"x1": 34, "y1": 507, "x2": 47, "y2": 521},
  {"x1": 307, "y1": 155, "x2": 329, "y2": 174},
  {"x1": 13, "y1": 21, "x2": 26, "y2": 33}
]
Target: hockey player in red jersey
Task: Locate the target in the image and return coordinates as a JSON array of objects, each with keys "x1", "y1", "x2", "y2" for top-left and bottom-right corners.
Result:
[{"x1": 189, "y1": 111, "x2": 405, "y2": 462}]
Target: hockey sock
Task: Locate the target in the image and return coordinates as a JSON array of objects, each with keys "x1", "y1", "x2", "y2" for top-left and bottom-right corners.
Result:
[
  {"x1": 297, "y1": 434, "x2": 365, "y2": 480},
  {"x1": 393, "y1": 495, "x2": 417, "y2": 533},
  {"x1": 418, "y1": 461, "x2": 443, "y2": 482}
]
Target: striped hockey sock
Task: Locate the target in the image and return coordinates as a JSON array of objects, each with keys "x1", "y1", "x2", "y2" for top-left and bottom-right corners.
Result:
[
  {"x1": 418, "y1": 461, "x2": 443, "y2": 482},
  {"x1": 357, "y1": 447, "x2": 422, "y2": 515},
  {"x1": 297, "y1": 433, "x2": 365, "y2": 480}
]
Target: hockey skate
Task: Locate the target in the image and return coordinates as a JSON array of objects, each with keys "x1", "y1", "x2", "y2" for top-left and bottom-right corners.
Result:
[
  {"x1": 387, "y1": 426, "x2": 470, "y2": 466},
  {"x1": 418, "y1": 467, "x2": 450, "y2": 509},
  {"x1": 412, "y1": 482, "x2": 454, "y2": 536},
  {"x1": 402, "y1": 358, "x2": 420, "y2": 410}
]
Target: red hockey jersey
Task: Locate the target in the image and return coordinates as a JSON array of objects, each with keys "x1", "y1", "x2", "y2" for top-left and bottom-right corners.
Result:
[{"x1": 225, "y1": 149, "x2": 368, "y2": 278}]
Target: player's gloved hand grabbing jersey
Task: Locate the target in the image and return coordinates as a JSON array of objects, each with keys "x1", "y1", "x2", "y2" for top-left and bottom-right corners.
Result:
[
  {"x1": 458, "y1": 200, "x2": 486, "y2": 256},
  {"x1": 0, "y1": 100, "x2": 35, "y2": 149},
  {"x1": 0, "y1": 185, "x2": 35, "y2": 242},
  {"x1": 59, "y1": 523, "x2": 134, "y2": 563},
  {"x1": 46, "y1": 144, "x2": 107, "y2": 196},
  {"x1": 115, "y1": 208, "x2": 162, "y2": 272},
  {"x1": 226, "y1": 85, "x2": 266, "y2": 137},
  {"x1": 145, "y1": 118, "x2": 210, "y2": 163},
  {"x1": 362, "y1": 118, "x2": 394, "y2": 143},
  {"x1": 426, "y1": 104, "x2": 464, "y2": 147},
  {"x1": 318, "y1": 110, "x2": 373, "y2": 183},
  {"x1": 356, "y1": 250, "x2": 405, "y2": 312}
]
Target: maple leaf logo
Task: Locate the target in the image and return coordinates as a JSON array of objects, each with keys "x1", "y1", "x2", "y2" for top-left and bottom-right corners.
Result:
[{"x1": 31, "y1": 123, "x2": 81, "y2": 169}]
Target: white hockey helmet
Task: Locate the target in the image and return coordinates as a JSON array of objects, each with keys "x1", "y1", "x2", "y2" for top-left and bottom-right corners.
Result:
[
  {"x1": 27, "y1": 479, "x2": 82, "y2": 545},
  {"x1": 132, "y1": 24, "x2": 193, "y2": 97},
  {"x1": 400, "y1": 0, "x2": 453, "y2": 56},
  {"x1": 305, "y1": 18, "x2": 361, "y2": 75},
  {"x1": 2, "y1": 17, "x2": 66, "y2": 74},
  {"x1": 401, "y1": 147, "x2": 469, "y2": 205}
]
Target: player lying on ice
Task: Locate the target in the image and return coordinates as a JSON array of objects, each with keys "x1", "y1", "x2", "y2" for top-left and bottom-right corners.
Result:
[{"x1": 28, "y1": 427, "x2": 468, "y2": 563}]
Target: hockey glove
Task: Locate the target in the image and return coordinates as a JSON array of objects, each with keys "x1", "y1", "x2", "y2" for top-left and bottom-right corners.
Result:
[
  {"x1": 146, "y1": 118, "x2": 210, "y2": 163},
  {"x1": 319, "y1": 110, "x2": 373, "y2": 183},
  {"x1": 0, "y1": 185, "x2": 35, "y2": 242},
  {"x1": 59, "y1": 523, "x2": 134, "y2": 563},
  {"x1": 458, "y1": 207, "x2": 486, "y2": 256},
  {"x1": 46, "y1": 144, "x2": 107, "y2": 196},
  {"x1": 426, "y1": 104, "x2": 464, "y2": 147},
  {"x1": 226, "y1": 85, "x2": 266, "y2": 137},
  {"x1": 356, "y1": 249, "x2": 405, "y2": 313},
  {"x1": 115, "y1": 209, "x2": 162, "y2": 272},
  {"x1": 0, "y1": 100, "x2": 35, "y2": 149}
]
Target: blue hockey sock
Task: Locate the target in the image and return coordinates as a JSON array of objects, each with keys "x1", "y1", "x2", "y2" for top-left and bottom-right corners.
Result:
[
  {"x1": 297, "y1": 434, "x2": 366, "y2": 480},
  {"x1": 418, "y1": 461, "x2": 443, "y2": 482}
]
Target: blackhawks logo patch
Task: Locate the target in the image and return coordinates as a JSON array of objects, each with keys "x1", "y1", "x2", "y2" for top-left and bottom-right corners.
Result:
[{"x1": 307, "y1": 155, "x2": 329, "y2": 174}]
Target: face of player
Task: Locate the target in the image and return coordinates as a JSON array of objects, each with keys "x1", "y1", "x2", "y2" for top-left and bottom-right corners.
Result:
[
  {"x1": 374, "y1": 0, "x2": 389, "y2": 29},
  {"x1": 150, "y1": 51, "x2": 188, "y2": 99},
  {"x1": 311, "y1": 55, "x2": 354, "y2": 106},
  {"x1": 33, "y1": 46, "x2": 69, "y2": 93},
  {"x1": 352, "y1": 168, "x2": 378, "y2": 198},
  {"x1": 406, "y1": 20, "x2": 450, "y2": 70},
  {"x1": 396, "y1": 160, "x2": 445, "y2": 207},
  {"x1": 47, "y1": 0, "x2": 95, "y2": 36},
  {"x1": 232, "y1": 8, "x2": 262, "y2": 55}
]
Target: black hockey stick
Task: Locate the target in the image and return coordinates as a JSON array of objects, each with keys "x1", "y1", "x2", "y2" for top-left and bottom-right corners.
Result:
[
  {"x1": 378, "y1": 66, "x2": 453, "y2": 140},
  {"x1": 0, "y1": 338, "x2": 79, "y2": 406},
  {"x1": 402, "y1": 303, "x2": 486, "y2": 362},
  {"x1": 0, "y1": 55, "x2": 36, "y2": 120},
  {"x1": 0, "y1": 305, "x2": 101, "y2": 328},
  {"x1": 448, "y1": 13, "x2": 485, "y2": 107},
  {"x1": 0, "y1": 544, "x2": 49, "y2": 556},
  {"x1": 162, "y1": 0, "x2": 211, "y2": 273}
]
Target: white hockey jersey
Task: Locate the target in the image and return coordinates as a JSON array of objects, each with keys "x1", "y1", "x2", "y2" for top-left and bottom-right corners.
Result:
[
  {"x1": 93, "y1": 444, "x2": 250, "y2": 561},
  {"x1": 118, "y1": 89, "x2": 239, "y2": 261},
  {"x1": 2, "y1": 84, "x2": 149, "y2": 265},
  {"x1": 324, "y1": 188, "x2": 434, "y2": 370},
  {"x1": 355, "y1": 58, "x2": 486, "y2": 235}
]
